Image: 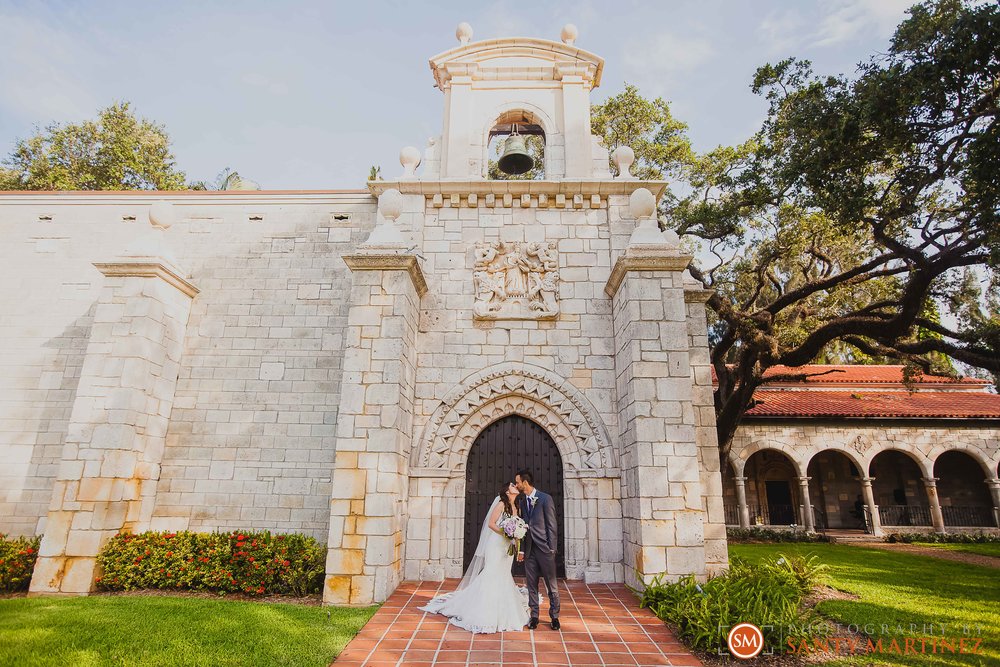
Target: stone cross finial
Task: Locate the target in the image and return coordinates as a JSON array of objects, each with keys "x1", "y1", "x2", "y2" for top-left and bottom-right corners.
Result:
[{"x1": 456, "y1": 22, "x2": 473, "y2": 45}]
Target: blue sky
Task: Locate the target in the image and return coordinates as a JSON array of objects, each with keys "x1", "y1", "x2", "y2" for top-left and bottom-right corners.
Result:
[{"x1": 0, "y1": 1, "x2": 916, "y2": 189}]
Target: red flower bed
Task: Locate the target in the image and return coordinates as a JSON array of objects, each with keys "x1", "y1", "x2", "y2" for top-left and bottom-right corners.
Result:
[
  {"x1": 96, "y1": 530, "x2": 325, "y2": 596},
  {"x1": 0, "y1": 533, "x2": 40, "y2": 592}
]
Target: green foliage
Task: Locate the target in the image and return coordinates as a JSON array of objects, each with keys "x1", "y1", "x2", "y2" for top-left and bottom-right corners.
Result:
[
  {"x1": 591, "y1": 83, "x2": 694, "y2": 181},
  {"x1": 727, "y1": 527, "x2": 830, "y2": 543},
  {"x1": 1, "y1": 102, "x2": 187, "y2": 190},
  {"x1": 886, "y1": 531, "x2": 1000, "y2": 544},
  {"x1": 639, "y1": 554, "x2": 827, "y2": 652},
  {"x1": 96, "y1": 530, "x2": 325, "y2": 597},
  {"x1": 368, "y1": 165, "x2": 382, "y2": 181},
  {"x1": 660, "y1": 0, "x2": 1000, "y2": 454},
  {"x1": 0, "y1": 534, "x2": 40, "y2": 592}
]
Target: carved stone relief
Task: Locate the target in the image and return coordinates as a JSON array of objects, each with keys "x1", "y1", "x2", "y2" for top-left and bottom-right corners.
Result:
[{"x1": 473, "y1": 241, "x2": 558, "y2": 319}]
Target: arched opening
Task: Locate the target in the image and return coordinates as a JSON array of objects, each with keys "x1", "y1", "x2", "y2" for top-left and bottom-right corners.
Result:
[
  {"x1": 743, "y1": 449, "x2": 800, "y2": 526},
  {"x1": 807, "y1": 450, "x2": 866, "y2": 531},
  {"x1": 869, "y1": 450, "x2": 931, "y2": 527},
  {"x1": 934, "y1": 451, "x2": 995, "y2": 527},
  {"x1": 486, "y1": 110, "x2": 545, "y2": 180},
  {"x1": 464, "y1": 414, "x2": 565, "y2": 577}
]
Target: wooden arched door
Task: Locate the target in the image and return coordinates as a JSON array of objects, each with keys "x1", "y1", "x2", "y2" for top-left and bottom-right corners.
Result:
[{"x1": 464, "y1": 415, "x2": 565, "y2": 577}]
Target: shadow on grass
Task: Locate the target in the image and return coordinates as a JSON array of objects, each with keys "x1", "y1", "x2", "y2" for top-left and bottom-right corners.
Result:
[
  {"x1": 731, "y1": 544, "x2": 998, "y2": 667},
  {"x1": 0, "y1": 595, "x2": 378, "y2": 667}
]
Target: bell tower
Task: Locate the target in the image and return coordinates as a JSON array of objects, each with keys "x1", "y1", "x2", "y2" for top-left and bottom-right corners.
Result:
[
  {"x1": 426, "y1": 22, "x2": 609, "y2": 180},
  {"x1": 323, "y1": 22, "x2": 727, "y2": 606}
]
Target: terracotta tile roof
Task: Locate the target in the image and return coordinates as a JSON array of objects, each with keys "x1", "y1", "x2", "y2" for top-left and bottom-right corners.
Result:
[
  {"x1": 710, "y1": 364, "x2": 988, "y2": 386},
  {"x1": 745, "y1": 390, "x2": 1000, "y2": 419},
  {"x1": 762, "y1": 364, "x2": 985, "y2": 385}
]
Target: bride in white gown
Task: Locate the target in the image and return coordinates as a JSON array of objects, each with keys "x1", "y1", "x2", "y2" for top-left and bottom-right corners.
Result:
[{"x1": 419, "y1": 481, "x2": 530, "y2": 633}]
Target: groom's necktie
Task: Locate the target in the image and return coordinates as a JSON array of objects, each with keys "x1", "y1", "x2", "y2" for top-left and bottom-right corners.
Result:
[{"x1": 527, "y1": 496, "x2": 534, "y2": 519}]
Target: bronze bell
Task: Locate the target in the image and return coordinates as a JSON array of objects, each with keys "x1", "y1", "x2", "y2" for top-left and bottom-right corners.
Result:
[{"x1": 497, "y1": 125, "x2": 534, "y2": 175}]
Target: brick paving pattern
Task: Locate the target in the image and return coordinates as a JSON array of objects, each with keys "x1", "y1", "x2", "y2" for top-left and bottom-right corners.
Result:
[{"x1": 332, "y1": 579, "x2": 702, "y2": 666}]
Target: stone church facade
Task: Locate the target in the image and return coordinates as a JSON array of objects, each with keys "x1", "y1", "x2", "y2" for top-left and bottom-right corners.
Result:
[{"x1": 1, "y1": 27, "x2": 729, "y2": 605}]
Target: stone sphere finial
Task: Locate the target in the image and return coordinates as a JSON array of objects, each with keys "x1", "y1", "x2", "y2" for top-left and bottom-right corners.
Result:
[
  {"x1": 629, "y1": 188, "x2": 656, "y2": 219},
  {"x1": 378, "y1": 188, "x2": 403, "y2": 223},
  {"x1": 613, "y1": 145, "x2": 636, "y2": 180},
  {"x1": 456, "y1": 22, "x2": 473, "y2": 45},
  {"x1": 561, "y1": 24, "x2": 578, "y2": 45},
  {"x1": 148, "y1": 201, "x2": 175, "y2": 230},
  {"x1": 400, "y1": 146, "x2": 421, "y2": 179}
]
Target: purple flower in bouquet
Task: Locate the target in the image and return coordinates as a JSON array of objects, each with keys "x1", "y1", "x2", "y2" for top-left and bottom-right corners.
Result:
[{"x1": 499, "y1": 516, "x2": 528, "y2": 555}]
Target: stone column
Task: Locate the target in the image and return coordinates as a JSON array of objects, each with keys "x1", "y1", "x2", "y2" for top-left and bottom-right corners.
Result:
[
  {"x1": 734, "y1": 477, "x2": 751, "y2": 529},
  {"x1": 797, "y1": 476, "x2": 816, "y2": 533},
  {"x1": 859, "y1": 477, "x2": 882, "y2": 537},
  {"x1": 323, "y1": 247, "x2": 426, "y2": 606},
  {"x1": 606, "y1": 241, "x2": 707, "y2": 589},
  {"x1": 987, "y1": 479, "x2": 1000, "y2": 529},
  {"x1": 923, "y1": 477, "x2": 947, "y2": 534},
  {"x1": 29, "y1": 222, "x2": 198, "y2": 595}
]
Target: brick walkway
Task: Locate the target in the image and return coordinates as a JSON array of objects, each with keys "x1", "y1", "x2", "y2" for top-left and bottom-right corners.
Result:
[{"x1": 332, "y1": 579, "x2": 701, "y2": 667}]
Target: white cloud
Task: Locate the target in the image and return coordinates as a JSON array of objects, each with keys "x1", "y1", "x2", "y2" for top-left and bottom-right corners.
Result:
[
  {"x1": 758, "y1": 0, "x2": 913, "y2": 53},
  {"x1": 0, "y1": 11, "x2": 103, "y2": 125},
  {"x1": 814, "y1": 0, "x2": 913, "y2": 46},
  {"x1": 622, "y1": 32, "x2": 715, "y2": 96}
]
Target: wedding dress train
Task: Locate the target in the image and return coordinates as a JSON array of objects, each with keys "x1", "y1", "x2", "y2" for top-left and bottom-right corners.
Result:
[{"x1": 418, "y1": 498, "x2": 530, "y2": 633}]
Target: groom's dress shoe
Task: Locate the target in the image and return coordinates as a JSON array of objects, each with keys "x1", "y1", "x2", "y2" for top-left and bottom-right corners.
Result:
[
  {"x1": 527, "y1": 618, "x2": 539, "y2": 630},
  {"x1": 551, "y1": 619, "x2": 561, "y2": 631}
]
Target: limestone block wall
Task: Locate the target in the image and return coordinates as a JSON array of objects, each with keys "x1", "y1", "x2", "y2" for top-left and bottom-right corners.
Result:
[
  {"x1": 30, "y1": 260, "x2": 196, "y2": 594},
  {"x1": 0, "y1": 192, "x2": 376, "y2": 541},
  {"x1": 610, "y1": 260, "x2": 708, "y2": 588},
  {"x1": 403, "y1": 192, "x2": 627, "y2": 583},
  {"x1": 324, "y1": 255, "x2": 423, "y2": 606}
]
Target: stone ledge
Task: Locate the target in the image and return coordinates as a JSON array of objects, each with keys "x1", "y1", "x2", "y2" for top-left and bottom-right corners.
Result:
[
  {"x1": 93, "y1": 258, "x2": 200, "y2": 298},
  {"x1": 342, "y1": 252, "x2": 428, "y2": 297},
  {"x1": 368, "y1": 179, "x2": 668, "y2": 202},
  {"x1": 604, "y1": 247, "x2": 693, "y2": 298}
]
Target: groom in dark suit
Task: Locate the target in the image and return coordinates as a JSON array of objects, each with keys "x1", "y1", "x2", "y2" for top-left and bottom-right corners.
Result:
[{"x1": 515, "y1": 469, "x2": 560, "y2": 630}]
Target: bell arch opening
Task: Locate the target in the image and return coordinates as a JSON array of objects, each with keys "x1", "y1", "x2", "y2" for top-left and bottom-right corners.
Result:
[
  {"x1": 464, "y1": 414, "x2": 566, "y2": 577},
  {"x1": 486, "y1": 109, "x2": 546, "y2": 180}
]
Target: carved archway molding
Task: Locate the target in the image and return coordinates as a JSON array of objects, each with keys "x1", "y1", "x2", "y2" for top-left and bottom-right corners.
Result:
[{"x1": 412, "y1": 362, "x2": 617, "y2": 474}]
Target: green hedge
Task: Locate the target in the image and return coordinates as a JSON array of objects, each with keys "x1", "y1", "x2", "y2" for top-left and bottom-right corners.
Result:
[
  {"x1": 727, "y1": 527, "x2": 830, "y2": 543},
  {"x1": 96, "y1": 530, "x2": 325, "y2": 597},
  {"x1": 0, "y1": 534, "x2": 40, "y2": 592},
  {"x1": 886, "y1": 531, "x2": 1000, "y2": 544},
  {"x1": 639, "y1": 553, "x2": 828, "y2": 653}
]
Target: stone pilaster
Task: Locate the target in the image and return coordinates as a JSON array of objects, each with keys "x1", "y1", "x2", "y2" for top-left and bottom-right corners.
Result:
[
  {"x1": 29, "y1": 258, "x2": 197, "y2": 595},
  {"x1": 606, "y1": 245, "x2": 708, "y2": 588},
  {"x1": 324, "y1": 250, "x2": 425, "y2": 606},
  {"x1": 684, "y1": 282, "x2": 728, "y2": 575}
]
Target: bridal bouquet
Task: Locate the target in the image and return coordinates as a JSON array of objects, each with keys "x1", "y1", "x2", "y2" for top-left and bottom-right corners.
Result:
[{"x1": 499, "y1": 515, "x2": 528, "y2": 556}]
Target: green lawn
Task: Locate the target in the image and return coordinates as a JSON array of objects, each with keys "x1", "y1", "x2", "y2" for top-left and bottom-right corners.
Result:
[
  {"x1": 913, "y1": 542, "x2": 1000, "y2": 560},
  {"x1": 731, "y1": 544, "x2": 999, "y2": 666},
  {"x1": 0, "y1": 595, "x2": 377, "y2": 667}
]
